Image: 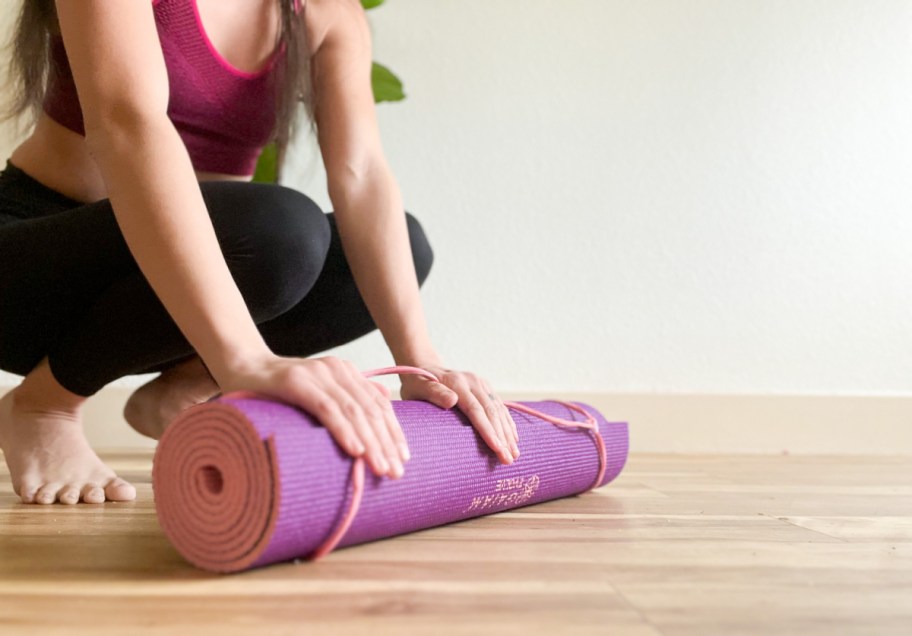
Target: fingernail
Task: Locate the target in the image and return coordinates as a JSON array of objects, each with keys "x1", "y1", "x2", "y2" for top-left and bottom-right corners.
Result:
[
  {"x1": 377, "y1": 456, "x2": 390, "y2": 473},
  {"x1": 399, "y1": 443, "x2": 411, "y2": 461},
  {"x1": 390, "y1": 457, "x2": 404, "y2": 478}
]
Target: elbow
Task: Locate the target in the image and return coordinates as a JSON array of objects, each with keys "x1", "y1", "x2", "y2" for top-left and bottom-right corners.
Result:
[
  {"x1": 327, "y1": 156, "x2": 391, "y2": 204},
  {"x1": 83, "y1": 100, "x2": 171, "y2": 158}
]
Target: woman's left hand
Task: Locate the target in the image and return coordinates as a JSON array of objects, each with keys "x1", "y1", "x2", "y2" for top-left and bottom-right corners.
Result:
[{"x1": 398, "y1": 364, "x2": 520, "y2": 465}]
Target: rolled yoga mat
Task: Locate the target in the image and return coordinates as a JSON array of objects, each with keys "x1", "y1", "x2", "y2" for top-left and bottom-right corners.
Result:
[{"x1": 153, "y1": 366, "x2": 629, "y2": 573}]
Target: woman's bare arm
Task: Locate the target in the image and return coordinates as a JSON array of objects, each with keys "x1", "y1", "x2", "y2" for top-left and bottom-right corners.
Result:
[
  {"x1": 311, "y1": 0, "x2": 440, "y2": 366},
  {"x1": 306, "y1": 0, "x2": 519, "y2": 462},
  {"x1": 55, "y1": 0, "x2": 272, "y2": 384},
  {"x1": 54, "y1": 0, "x2": 411, "y2": 479}
]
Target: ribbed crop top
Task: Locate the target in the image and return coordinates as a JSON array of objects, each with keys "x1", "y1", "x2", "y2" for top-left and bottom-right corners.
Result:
[{"x1": 43, "y1": 0, "x2": 285, "y2": 176}]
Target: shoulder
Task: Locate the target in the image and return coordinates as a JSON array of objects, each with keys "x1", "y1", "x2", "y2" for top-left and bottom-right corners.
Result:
[{"x1": 302, "y1": 0, "x2": 371, "y2": 58}]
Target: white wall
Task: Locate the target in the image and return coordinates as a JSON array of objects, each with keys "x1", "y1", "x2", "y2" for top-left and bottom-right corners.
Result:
[{"x1": 2, "y1": 0, "x2": 910, "y2": 396}]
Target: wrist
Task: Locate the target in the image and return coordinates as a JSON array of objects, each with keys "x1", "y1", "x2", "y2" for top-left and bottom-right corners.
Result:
[
  {"x1": 392, "y1": 346, "x2": 444, "y2": 370},
  {"x1": 204, "y1": 340, "x2": 274, "y2": 388},
  {"x1": 387, "y1": 328, "x2": 443, "y2": 368}
]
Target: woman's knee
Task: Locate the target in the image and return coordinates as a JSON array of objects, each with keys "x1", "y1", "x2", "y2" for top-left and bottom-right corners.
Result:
[
  {"x1": 202, "y1": 182, "x2": 332, "y2": 319},
  {"x1": 405, "y1": 211, "x2": 434, "y2": 285}
]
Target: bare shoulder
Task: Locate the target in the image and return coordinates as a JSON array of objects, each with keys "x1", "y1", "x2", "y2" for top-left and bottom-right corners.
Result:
[{"x1": 303, "y1": 0, "x2": 370, "y2": 57}]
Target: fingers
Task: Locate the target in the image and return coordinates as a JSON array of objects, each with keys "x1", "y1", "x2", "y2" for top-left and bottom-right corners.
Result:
[
  {"x1": 484, "y1": 384, "x2": 519, "y2": 453},
  {"x1": 264, "y1": 357, "x2": 518, "y2": 477},
  {"x1": 491, "y1": 395, "x2": 519, "y2": 461},
  {"x1": 457, "y1": 387, "x2": 515, "y2": 465},
  {"x1": 369, "y1": 381, "x2": 411, "y2": 461},
  {"x1": 445, "y1": 373, "x2": 519, "y2": 465},
  {"x1": 331, "y1": 367, "x2": 405, "y2": 479},
  {"x1": 387, "y1": 364, "x2": 519, "y2": 466},
  {"x1": 457, "y1": 387, "x2": 519, "y2": 464},
  {"x1": 500, "y1": 394, "x2": 517, "y2": 443},
  {"x1": 369, "y1": 380, "x2": 392, "y2": 399},
  {"x1": 417, "y1": 377, "x2": 458, "y2": 409},
  {"x1": 291, "y1": 358, "x2": 409, "y2": 480}
]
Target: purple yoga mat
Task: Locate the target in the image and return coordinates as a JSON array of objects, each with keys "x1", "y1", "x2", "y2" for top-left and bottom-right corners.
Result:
[{"x1": 153, "y1": 393, "x2": 629, "y2": 572}]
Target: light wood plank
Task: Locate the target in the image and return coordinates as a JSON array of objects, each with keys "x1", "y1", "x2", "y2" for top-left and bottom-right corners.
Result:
[{"x1": 1, "y1": 451, "x2": 910, "y2": 635}]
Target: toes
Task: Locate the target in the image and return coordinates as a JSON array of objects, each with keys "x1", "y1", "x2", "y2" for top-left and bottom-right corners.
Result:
[
  {"x1": 104, "y1": 478, "x2": 136, "y2": 502},
  {"x1": 18, "y1": 482, "x2": 39, "y2": 504},
  {"x1": 58, "y1": 485, "x2": 81, "y2": 505},
  {"x1": 81, "y1": 484, "x2": 106, "y2": 504},
  {"x1": 22, "y1": 482, "x2": 120, "y2": 505},
  {"x1": 34, "y1": 483, "x2": 64, "y2": 505}
]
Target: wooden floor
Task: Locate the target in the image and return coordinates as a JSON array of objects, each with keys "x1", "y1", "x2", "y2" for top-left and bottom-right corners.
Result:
[{"x1": 0, "y1": 452, "x2": 910, "y2": 635}]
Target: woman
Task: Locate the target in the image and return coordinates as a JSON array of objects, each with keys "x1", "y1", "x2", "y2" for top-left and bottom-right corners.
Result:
[{"x1": 0, "y1": 0, "x2": 520, "y2": 506}]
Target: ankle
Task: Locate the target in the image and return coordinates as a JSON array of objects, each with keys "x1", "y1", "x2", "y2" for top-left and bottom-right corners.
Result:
[{"x1": 15, "y1": 357, "x2": 88, "y2": 414}]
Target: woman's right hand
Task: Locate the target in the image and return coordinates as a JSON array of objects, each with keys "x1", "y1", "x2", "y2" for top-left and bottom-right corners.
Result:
[{"x1": 217, "y1": 354, "x2": 409, "y2": 479}]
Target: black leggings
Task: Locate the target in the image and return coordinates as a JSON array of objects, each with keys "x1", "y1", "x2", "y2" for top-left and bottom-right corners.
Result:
[{"x1": 0, "y1": 161, "x2": 434, "y2": 397}]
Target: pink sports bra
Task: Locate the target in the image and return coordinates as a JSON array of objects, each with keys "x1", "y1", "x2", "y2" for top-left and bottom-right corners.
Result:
[{"x1": 43, "y1": 0, "x2": 287, "y2": 176}]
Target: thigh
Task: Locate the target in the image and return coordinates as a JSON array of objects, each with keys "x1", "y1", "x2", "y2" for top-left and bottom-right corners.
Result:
[
  {"x1": 0, "y1": 198, "x2": 136, "y2": 306},
  {"x1": 0, "y1": 178, "x2": 330, "y2": 375},
  {"x1": 0, "y1": 196, "x2": 142, "y2": 374},
  {"x1": 0, "y1": 179, "x2": 328, "y2": 313}
]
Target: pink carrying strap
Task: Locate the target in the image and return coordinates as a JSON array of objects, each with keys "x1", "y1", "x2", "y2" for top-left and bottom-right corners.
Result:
[{"x1": 220, "y1": 365, "x2": 607, "y2": 561}]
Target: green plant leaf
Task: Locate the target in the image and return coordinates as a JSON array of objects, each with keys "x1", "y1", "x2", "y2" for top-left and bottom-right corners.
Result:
[
  {"x1": 252, "y1": 142, "x2": 278, "y2": 184},
  {"x1": 372, "y1": 61, "x2": 405, "y2": 103},
  {"x1": 361, "y1": 0, "x2": 384, "y2": 9}
]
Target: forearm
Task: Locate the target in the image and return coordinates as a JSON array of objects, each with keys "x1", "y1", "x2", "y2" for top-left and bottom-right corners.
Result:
[
  {"x1": 329, "y1": 165, "x2": 441, "y2": 367},
  {"x1": 87, "y1": 117, "x2": 271, "y2": 383}
]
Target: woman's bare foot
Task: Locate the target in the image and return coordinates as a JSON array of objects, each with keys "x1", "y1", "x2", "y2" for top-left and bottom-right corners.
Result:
[
  {"x1": 0, "y1": 359, "x2": 136, "y2": 505},
  {"x1": 123, "y1": 356, "x2": 220, "y2": 440}
]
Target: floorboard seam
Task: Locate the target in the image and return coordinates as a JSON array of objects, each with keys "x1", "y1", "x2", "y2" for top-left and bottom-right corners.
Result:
[
  {"x1": 761, "y1": 513, "x2": 851, "y2": 543},
  {"x1": 609, "y1": 582, "x2": 667, "y2": 636}
]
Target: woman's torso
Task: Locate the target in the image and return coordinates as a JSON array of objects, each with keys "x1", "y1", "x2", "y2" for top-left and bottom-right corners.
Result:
[{"x1": 10, "y1": 0, "x2": 311, "y2": 204}]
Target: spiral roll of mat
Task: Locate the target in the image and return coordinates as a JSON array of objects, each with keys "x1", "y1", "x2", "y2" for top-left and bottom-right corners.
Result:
[{"x1": 153, "y1": 393, "x2": 628, "y2": 573}]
